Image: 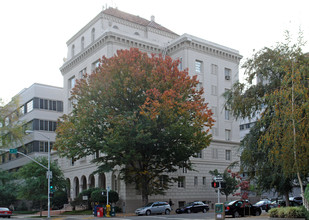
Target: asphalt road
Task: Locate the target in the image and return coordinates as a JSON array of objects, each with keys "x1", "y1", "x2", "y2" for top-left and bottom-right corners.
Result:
[{"x1": 11, "y1": 211, "x2": 275, "y2": 220}]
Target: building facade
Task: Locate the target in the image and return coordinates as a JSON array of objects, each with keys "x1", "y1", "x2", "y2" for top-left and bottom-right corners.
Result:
[
  {"x1": 0, "y1": 83, "x2": 63, "y2": 172},
  {"x1": 58, "y1": 7, "x2": 242, "y2": 212}
]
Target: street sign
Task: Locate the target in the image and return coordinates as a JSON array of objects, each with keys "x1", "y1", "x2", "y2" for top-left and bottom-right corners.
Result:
[
  {"x1": 9, "y1": 149, "x2": 17, "y2": 154},
  {"x1": 46, "y1": 171, "x2": 53, "y2": 179},
  {"x1": 214, "y1": 176, "x2": 223, "y2": 181}
]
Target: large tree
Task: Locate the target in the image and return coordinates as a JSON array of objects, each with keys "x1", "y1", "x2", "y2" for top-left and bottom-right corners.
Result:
[
  {"x1": 17, "y1": 157, "x2": 67, "y2": 216},
  {"x1": 55, "y1": 48, "x2": 214, "y2": 204},
  {"x1": 225, "y1": 33, "x2": 309, "y2": 204}
]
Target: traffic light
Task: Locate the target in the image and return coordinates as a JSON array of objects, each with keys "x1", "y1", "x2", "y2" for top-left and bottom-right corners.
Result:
[{"x1": 211, "y1": 181, "x2": 219, "y2": 188}]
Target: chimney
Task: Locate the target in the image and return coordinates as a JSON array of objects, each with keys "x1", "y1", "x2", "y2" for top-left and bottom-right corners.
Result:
[{"x1": 151, "y1": 15, "x2": 155, "y2": 22}]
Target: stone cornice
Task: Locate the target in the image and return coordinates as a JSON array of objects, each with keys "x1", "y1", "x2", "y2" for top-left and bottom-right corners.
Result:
[
  {"x1": 60, "y1": 31, "x2": 163, "y2": 75},
  {"x1": 166, "y1": 34, "x2": 243, "y2": 63}
]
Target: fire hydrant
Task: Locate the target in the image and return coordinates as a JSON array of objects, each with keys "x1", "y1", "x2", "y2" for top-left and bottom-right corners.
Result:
[{"x1": 106, "y1": 204, "x2": 111, "y2": 217}]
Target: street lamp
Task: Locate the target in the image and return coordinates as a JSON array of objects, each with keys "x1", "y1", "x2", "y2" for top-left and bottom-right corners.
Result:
[{"x1": 25, "y1": 130, "x2": 51, "y2": 218}]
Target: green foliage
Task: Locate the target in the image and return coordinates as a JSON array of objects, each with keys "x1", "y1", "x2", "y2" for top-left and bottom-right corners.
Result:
[
  {"x1": 225, "y1": 32, "x2": 309, "y2": 196},
  {"x1": 55, "y1": 48, "x2": 214, "y2": 204},
  {"x1": 0, "y1": 169, "x2": 17, "y2": 206},
  {"x1": 269, "y1": 207, "x2": 306, "y2": 218},
  {"x1": 16, "y1": 157, "x2": 67, "y2": 213},
  {"x1": 0, "y1": 96, "x2": 26, "y2": 150},
  {"x1": 305, "y1": 184, "x2": 309, "y2": 201},
  {"x1": 209, "y1": 169, "x2": 238, "y2": 200},
  {"x1": 90, "y1": 189, "x2": 119, "y2": 204}
]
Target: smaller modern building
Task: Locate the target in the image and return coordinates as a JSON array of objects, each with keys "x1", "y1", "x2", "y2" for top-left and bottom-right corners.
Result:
[{"x1": 0, "y1": 83, "x2": 63, "y2": 172}]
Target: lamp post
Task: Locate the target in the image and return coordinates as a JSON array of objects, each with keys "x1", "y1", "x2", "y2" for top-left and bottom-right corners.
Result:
[{"x1": 25, "y1": 130, "x2": 51, "y2": 218}]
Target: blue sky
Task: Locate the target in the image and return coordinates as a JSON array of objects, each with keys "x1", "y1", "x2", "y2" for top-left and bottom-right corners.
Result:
[{"x1": 1, "y1": 0, "x2": 308, "y2": 103}]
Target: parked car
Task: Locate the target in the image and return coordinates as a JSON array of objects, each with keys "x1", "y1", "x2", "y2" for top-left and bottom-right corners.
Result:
[
  {"x1": 274, "y1": 199, "x2": 302, "y2": 207},
  {"x1": 135, "y1": 201, "x2": 171, "y2": 216},
  {"x1": 253, "y1": 199, "x2": 272, "y2": 212},
  {"x1": 225, "y1": 200, "x2": 261, "y2": 218},
  {"x1": 0, "y1": 207, "x2": 12, "y2": 218},
  {"x1": 175, "y1": 201, "x2": 209, "y2": 214},
  {"x1": 290, "y1": 197, "x2": 303, "y2": 205}
]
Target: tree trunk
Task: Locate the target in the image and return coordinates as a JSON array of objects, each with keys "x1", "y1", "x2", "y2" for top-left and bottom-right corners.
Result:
[
  {"x1": 39, "y1": 200, "x2": 42, "y2": 217},
  {"x1": 285, "y1": 191, "x2": 290, "y2": 207}
]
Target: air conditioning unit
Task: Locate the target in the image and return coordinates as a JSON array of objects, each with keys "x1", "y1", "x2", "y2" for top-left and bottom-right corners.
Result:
[{"x1": 225, "y1": 75, "x2": 230, "y2": 80}]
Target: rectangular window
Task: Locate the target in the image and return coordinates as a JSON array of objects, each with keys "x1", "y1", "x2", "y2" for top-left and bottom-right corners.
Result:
[
  {"x1": 226, "y1": 150, "x2": 231, "y2": 160},
  {"x1": 225, "y1": 107, "x2": 230, "y2": 120},
  {"x1": 183, "y1": 167, "x2": 187, "y2": 173},
  {"x1": 212, "y1": 148, "x2": 218, "y2": 159},
  {"x1": 211, "y1": 85, "x2": 217, "y2": 96},
  {"x1": 194, "y1": 176, "x2": 198, "y2": 186},
  {"x1": 194, "y1": 150, "x2": 202, "y2": 158},
  {"x1": 26, "y1": 100, "x2": 33, "y2": 113},
  {"x1": 203, "y1": 177, "x2": 206, "y2": 185},
  {"x1": 92, "y1": 60, "x2": 100, "y2": 71},
  {"x1": 69, "y1": 76, "x2": 76, "y2": 90},
  {"x1": 195, "y1": 60, "x2": 203, "y2": 73},
  {"x1": 240, "y1": 125, "x2": 244, "y2": 130},
  {"x1": 178, "y1": 57, "x2": 182, "y2": 70},
  {"x1": 225, "y1": 68, "x2": 231, "y2": 80},
  {"x1": 20, "y1": 106, "x2": 25, "y2": 115},
  {"x1": 79, "y1": 67, "x2": 87, "y2": 78},
  {"x1": 211, "y1": 107, "x2": 217, "y2": 117},
  {"x1": 178, "y1": 176, "x2": 185, "y2": 188},
  {"x1": 211, "y1": 127, "x2": 218, "y2": 136},
  {"x1": 225, "y1": 129, "x2": 231, "y2": 141},
  {"x1": 211, "y1": 64, "x2": 218, "y2": 75}
]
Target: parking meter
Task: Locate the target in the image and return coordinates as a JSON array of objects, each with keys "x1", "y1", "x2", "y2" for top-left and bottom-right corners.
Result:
[{"x1": 215, "y1": 203, "x2": 225, "y2": 220}]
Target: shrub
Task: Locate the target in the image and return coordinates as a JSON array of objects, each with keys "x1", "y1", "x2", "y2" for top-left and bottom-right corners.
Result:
[{"x1": 269, "y1": 207, "x2": 305, "y2": 218}]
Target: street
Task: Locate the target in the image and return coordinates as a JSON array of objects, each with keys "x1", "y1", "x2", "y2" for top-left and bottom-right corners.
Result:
[{"x1": 11, "y1": 211, "x2": 272, "y2": 220}]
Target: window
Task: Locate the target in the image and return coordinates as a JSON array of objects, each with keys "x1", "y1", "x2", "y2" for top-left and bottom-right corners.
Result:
[
  {"x1": 212, "y1": 148, "x2": 218, "y2": 159},
  {"x1": 195, "y1": 60, "x2": 203, "y2": 73},
  {"x1": 211, "y1": 107, "x2": 217, "y2": 117},
  {"x1": 182, "y1": 167, "x2": 187, "y2": 173},
  {"x1": 211, "y1": 127, "x2": 218, "y2": 136},
  {"x1": 225, "y1": 129, "x2": 231, "y2": 141},
  {"x1": 178, "y1": 176, "x2": 185, "y2": 188},
  {"x1": 194, "y1": 150, "x2": 202, "y2": 158},
  {"x1": 79, "y1": 68, "x2": 87, "y2": 78},
  {"x1": 225, "y1": 68, "x2": 231, "y2": 80},
  {"x1": 211, "y1": 85, "x2": 217, "y2": 96},
  {"x1": 81, "y1": 37, "x2": 85, "y2": 50},
  {"x1": 178, "y1": 57, "x2": 183, "y2": 70},
  {"x1": 91, "y1": 28, "x2": 95, "y2": 42},
  {"x1": 226, "y1": 150, "x2": 231, "y2": 160},
  {"x1": 240, "y1": 125, "x2": 244, "y2": 130},
  {"x1": 26, "y1": 100, "x2": 34, "y2": 113},
  {"x1": 92, "y1": 60, "x2": 100, "y2": 71},
  {"x1": 211, "y1": 64, "x2": 218, "y2": 75},
  {"x1": 203, "y1": 177, "x2": 206, "y2": 185},
  {"x1": 225, "y1": 107, "x2": 230, "y2": 120},
  {"x1": 69, "y1": 76, "x2": 76, "y2": 90},
  {"x1": 20, "y1": 106, "x2": 25, "y2": 115},
  {"x1": 194, "y1": 176, "x2": 198, "y2": 186},
  {"x1": 159, "y1": 176, "x2": 168, "y2": 188},
  {"x1": 71, "y1": 44, "x2": 75, "y2": 57}
]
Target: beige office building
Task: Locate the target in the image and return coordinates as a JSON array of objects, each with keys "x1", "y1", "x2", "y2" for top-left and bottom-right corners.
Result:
[{"x1": 58, "y1": 7, "x2": 242, "y2": 212}]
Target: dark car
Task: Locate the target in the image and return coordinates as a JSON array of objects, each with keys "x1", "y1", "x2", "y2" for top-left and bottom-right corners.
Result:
[
  {"x1": 176, "y1": 201, "x2": 209, "y2": 214},
  {"x1": 0, "y1": 207, "x2": 12, "y2": 218},
  {"x1": 225, "y1": 200, "x2": 261, "y2": 218},
  {"x1": 253, "y1": 199, "x2": 272, "y2": 212}
]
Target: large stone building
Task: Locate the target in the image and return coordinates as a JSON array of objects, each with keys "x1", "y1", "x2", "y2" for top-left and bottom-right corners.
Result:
[
  {"x1": 0, "y1": 83, "x2": 63, "y2": 172},
  {"x1": 58, "y1": 7, "x2": 242, "y2": 212}
]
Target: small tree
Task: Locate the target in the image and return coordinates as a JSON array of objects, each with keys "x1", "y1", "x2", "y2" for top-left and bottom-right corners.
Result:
[
  {"x1": 209, "y1": 169, "x2": 238, "y2": 201},
  {"x1": 0, "y1": 169, "x2": 17, "y2": 207},
  {"x1": 16, "y1": 157, "x2": 66, "y2": 216}
]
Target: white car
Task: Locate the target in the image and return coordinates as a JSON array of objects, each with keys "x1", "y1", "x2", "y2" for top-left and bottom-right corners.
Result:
[{"x1": 135, "y1": 201, "x2": 171, "y2": 216}]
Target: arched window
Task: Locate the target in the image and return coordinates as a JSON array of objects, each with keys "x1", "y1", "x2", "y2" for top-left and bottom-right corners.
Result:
[
  {"x1": 81, "y1": 37, "x2": 84, "y2": 50},
  {"x1": 71, "y1": 44, "x2": 75, "y2": 57},
  {"x1": 134, "y1": 32, "x2": 140, "y2": 36},
  {"x1": 113, "y1": 25, "x2": 119, "y2": 29},
  {"x1": 91, "y1": 28, "x2": 95, "y2": 42}
]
